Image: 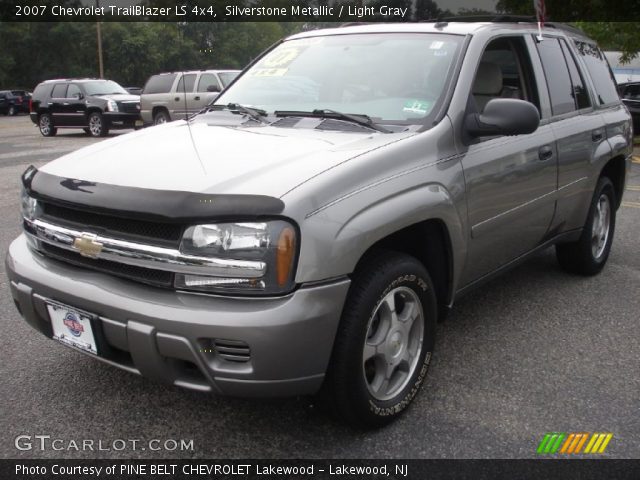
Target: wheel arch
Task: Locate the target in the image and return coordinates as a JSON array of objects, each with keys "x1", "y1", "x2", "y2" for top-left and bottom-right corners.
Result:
[
  {"x1": 599, "y1": 155, "x2": 627, "y2": 210},
  {"x1": 152, "y1": 106, "x2": 169, "y2": 120},
  {"x1": 354, "y1": 218, "x2": 455, "y2": 316},
  {"x1": 86, "y1": 107, "x2": 103, "y2": 117}
]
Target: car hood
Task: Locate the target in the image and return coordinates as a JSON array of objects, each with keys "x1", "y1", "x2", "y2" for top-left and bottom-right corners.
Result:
[{"x1": 40, "y1": 120, "x2": 414, "y2": 198}]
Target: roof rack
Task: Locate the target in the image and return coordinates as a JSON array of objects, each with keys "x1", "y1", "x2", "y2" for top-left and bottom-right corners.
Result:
[
  {"x1": 438, "y1": 15, "x2": 537, "y2": 22},
  {"x1": 425, "y1": 15, "x2": 587, "y2": 37}
]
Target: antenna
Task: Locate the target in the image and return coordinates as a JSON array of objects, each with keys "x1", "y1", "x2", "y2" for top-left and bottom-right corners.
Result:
[{"x1": 182, "y1": 70, "x2": 207, "y2": 175}]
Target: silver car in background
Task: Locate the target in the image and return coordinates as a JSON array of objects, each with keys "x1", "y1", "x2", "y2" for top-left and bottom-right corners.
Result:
[{"x1": 140, "y1": 69, "x2": 240, "y2": 125}]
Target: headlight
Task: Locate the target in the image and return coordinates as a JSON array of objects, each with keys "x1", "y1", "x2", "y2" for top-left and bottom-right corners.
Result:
[
  {"x1": 176, "y1": 220, "x2": 297, "y2": 295},
  {"x1": 106, "y1": 100, "x2": 119, "y2": 112},
  {"x1": 21, "y1": 188, "x2": 41, "y2": 220}
]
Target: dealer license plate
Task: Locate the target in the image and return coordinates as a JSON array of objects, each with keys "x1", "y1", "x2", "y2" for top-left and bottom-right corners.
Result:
[{"x1": 47, "y1": 301, "x2": 98, "y2": 355}]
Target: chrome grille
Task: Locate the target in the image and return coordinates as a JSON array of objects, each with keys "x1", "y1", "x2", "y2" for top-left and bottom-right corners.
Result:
[{"x1": 41, "y1": 202, "x2": 183, "y2": 247}]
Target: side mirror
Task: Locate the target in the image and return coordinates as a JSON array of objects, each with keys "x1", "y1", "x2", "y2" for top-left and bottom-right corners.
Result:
[
  {"x1": 465, "y1": 98, "x2": 540, "y2": 137},
  {"x1": 206, "y1": 85, "x2": 220, "y2": 93},
  {"x1": 74, "y1": 93, "x2": 84, "y2": 100}
]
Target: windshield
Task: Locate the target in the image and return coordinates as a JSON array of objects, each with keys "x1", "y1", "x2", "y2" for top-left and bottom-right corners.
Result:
[
  {"x1": 215, "y1": 33, "x2": 463, "y2": 124},
  {"x1": 82, "y1": 80, "x2": 128, "y2": 96}
]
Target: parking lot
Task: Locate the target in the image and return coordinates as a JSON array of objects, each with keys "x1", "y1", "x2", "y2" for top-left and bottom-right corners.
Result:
[{"x1": 0, "y1": 114, "x2": 639, "y2": 459}]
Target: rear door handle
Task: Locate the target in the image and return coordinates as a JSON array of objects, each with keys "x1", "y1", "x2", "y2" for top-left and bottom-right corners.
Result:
[
  {"x1": 538, "y1": 145, "x2": 553, "y2": 161},
  {"x1": 194, "y1": 96, "x2": 200, "y2": 101},
  {"x1": 592, "y1": 129, "x2": 604, "y2": 142}
]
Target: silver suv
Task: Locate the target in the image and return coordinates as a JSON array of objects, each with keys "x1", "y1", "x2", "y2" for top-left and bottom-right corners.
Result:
[
  {"x1": 140, "y1": 69, "x2": 240, "y2": 125},
  {"x1": 7, "y1": 22, "x2": 632, "y2": 428}
]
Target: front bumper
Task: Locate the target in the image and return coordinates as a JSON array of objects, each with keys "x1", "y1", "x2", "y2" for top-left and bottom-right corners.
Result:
[
  {"x1": 103, "y1": 112, "x2": 141, "y2": 128},
  {"x1": 6, "y1": 235, "x2": 349, "y2": 396}
]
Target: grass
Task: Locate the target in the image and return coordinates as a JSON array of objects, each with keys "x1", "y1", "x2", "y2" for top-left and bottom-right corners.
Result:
[{"x1": 634, "y1": 136, "x2": 640, "y2": 146}]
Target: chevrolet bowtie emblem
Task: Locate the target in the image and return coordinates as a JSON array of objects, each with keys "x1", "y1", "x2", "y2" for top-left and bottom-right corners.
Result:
[{"x1": 73, "y1": 233, "x2": 103, "y2": 258}]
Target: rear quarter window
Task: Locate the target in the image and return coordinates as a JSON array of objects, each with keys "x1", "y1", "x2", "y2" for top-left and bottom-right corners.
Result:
[
  {"x1": 32, "y1": 84, "x2": 52, "y2": 100},
  {"x1": 143, "y1": 74, "x2": 177, "y2": 94},
  {"x1": 573, "y1": 40, "x2": 620, "y2": 106}
]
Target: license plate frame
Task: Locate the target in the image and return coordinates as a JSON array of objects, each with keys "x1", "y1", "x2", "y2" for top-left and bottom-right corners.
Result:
[{"x1": 47, "y1": 300, "x2": 99, "y2": 356}]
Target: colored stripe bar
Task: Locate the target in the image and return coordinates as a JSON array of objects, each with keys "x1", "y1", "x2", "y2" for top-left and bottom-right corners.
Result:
[
  {"x1": 550, "y1": 433, "x2": 566, "y2": 453},
  {"x1": 574, "y1": 433, "x2": 589, "y2": 454},
  {"x1": 598, "y1": 434, "x2": 613, "y2": 453},
  {"x1": 560, "y1": 434, "x2": 575, "y2": 454},
  {"x1": 544, "y1": 434, "x2": 559, "y2": 454},
  {"x1": 537, "y1": 434, "x2": 553, "y2": 454},
  {"x1": 584, "y1": 433, "x2": 598, "y2": 453},
  {"x1": 567, "y1": 433, "x2": 583, "y2": 454}
]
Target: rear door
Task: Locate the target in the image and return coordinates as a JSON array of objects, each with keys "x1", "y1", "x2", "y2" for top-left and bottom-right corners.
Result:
[
  {"x1": 172, "y1": 73, "x2": 197, "y2": 119},
  {"x1": 538, "y1": 37, "x2": 612, "y2": 232},
  {"x1": 63, "y1": 83, "x2": 88, "y2": 126},
  {"x1": 49, "y1": 83, "x2": 69, "y2": 125},
  {"x1": 460, "y1": 35, "x2": 558, "y2": 283}
]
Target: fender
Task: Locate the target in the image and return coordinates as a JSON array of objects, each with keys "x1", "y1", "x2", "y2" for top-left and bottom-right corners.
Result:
[{"x1": 295, "y1": 174, "x2": 467, "y2": 304}]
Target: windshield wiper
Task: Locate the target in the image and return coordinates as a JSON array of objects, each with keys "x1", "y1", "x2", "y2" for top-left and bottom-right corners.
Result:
[
  {"x1": 274, "y1": 109, "x2": 390, "y2": 133},
  {"x1": 194, "y1": 103, "x2": 268, "y2": 123},
  {"x1": 229, "y1": 103, "x2": 268, "y2": 124}
]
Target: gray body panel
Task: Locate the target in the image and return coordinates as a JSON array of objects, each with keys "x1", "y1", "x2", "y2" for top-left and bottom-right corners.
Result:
[{"x1": 6, "y1": 22, "x2": 633, "y2": 395}]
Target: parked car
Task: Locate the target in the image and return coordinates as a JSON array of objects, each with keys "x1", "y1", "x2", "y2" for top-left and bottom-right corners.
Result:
[
  {"x1": 29, "y1": 78, "x2": 142, "y2": 137},
  {"x1": 8, "y1": 21, "x2": 632, "y2": 428},
  {"x1": 618, "y1": 82, "x2": 640, "y2": 132},
  {"x1": 0, "y1": 90, "x2": 31, "y2": 115},
  {"x1": 140, "y1": 69, "x2": 240, "y2": 125}
]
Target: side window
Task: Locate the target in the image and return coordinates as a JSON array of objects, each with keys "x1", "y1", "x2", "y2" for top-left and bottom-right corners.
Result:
[
  {"x1": 573, "y1": 40, "x2": 620, "y2": 105},
  {"x1": 176, "y1": 74, "x2": 197, "y2": 93},
  {"x1": 143, "y1": 74, "x2": 177, "y2": 94},
  {"x1": 67, "y1": 84, "x2": 82, "y2": 99},
  {"x1": 623, "y1": 84, "x2": 640, "y2": 101},
  {"x1": 197, "y1": 73, "x2": 220, "y2": 92},
  {"x1": 535, "y1": 38, "x2": 576, "y2": 116},
  {"x1": 559, "y1": 40, "x2": 591, "y2": 110},
  {"x1": 471, "y1": 36, "x2": 539, "y2": 114},
  {"x1": 51, "y1": 84, "x2": 68, "y2": 98}
]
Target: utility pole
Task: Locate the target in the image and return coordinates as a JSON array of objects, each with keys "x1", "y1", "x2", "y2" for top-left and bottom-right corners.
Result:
[{"x1": 96, "y1": 0, "x2": 104, "y2": 78}]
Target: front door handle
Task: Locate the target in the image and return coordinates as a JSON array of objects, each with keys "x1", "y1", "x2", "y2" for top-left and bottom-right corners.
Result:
[
  {"x1": 174, "y1": 97, "x2": 180, "y2": 102},
  {"x1": 538, "y1": 145, "x2": 553, "y2": 161},
  {"x1": 592, "y1": 129, "x2": 604, "y2": 142},
  {"x1": 194, "y1": 96, "x2": 200, "y2": 101}
]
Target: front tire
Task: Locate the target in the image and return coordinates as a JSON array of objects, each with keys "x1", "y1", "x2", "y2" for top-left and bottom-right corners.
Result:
[
  {"x1": 556, "y1": 177, "x2": 616, "y2": 275},
  {"x1": 38, "y1": 113, "x2": 57, "y2": 137},
  {"x1": 323, "y1": 251, "x2": 437, "y2": 428},
  {"x1": 87, "y1": 112, "x2": 108, "y2": 137}
]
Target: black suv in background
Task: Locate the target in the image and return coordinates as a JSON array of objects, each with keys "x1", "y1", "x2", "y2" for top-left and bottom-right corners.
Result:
[
  {"x1": 618, "y1": 82, "x2": 640, "y2": 132},
  {"x1": 30, "y1": 79, "x2": 142, "y2": 137},
  {"x1": 0, "y1": 90, "x2": 31, "y2": 115}
]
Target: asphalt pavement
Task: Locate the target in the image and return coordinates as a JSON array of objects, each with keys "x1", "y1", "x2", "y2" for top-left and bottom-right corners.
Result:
[{"x1": 0, "y1": 115, "x2": 639, "y2": 459}]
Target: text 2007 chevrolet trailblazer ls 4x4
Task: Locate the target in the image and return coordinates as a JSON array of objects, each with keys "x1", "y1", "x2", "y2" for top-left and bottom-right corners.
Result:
[{"x1": 7, "y1": 22, "x2": 632, "y2": 427}]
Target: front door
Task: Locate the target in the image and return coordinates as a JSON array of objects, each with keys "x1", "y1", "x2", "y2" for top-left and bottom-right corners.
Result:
[{"x1": 460, "y1": 36, "x2": 558, "y2": 284}]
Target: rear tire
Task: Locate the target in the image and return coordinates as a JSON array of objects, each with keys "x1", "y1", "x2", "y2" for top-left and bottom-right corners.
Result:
[
  {"x1": 322, "y1": 250, "x2": 437, "y2": 428},
  {"x1": 153, "y1": 110, "x2": 170, "y2": 125},
  {"x1": 38, "y1": 113, "x2": 57, "y2": 137},
  {"x1": 8, "y1": 105, "x2": 17, "y2": 116},
  {"x1": 556, "y1": 177, "x2": 616, "y2": 275}
]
